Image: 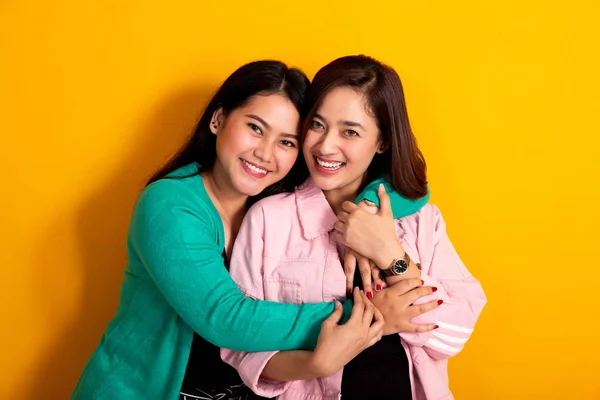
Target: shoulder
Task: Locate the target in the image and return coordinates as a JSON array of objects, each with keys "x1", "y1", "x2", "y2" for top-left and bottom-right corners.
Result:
[
  {"x1": 244, "y1": 191, "x2": 297, "y2": 225},
  {"x1": 397, "y1": 203, "x2": 445, "y2": 237},
  {"x1": 132, "y1": 174, "x2": 219, "y2": 235}
]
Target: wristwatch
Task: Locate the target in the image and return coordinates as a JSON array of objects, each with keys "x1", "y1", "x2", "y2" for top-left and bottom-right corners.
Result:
[{"x1": 383, "y1": 252, "x2": 412, "y2": 276}]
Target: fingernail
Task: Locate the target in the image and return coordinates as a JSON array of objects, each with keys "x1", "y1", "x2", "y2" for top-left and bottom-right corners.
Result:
[
  {"x1": 376, "y1": 284, "x2": 382, "y2": 291},
  {"x1": 379, "y1": 183, "x2": 384, "y2": 191},
  {"x1": 437, "y1": 299, "x2": 443, "y2": 305},
  {"x1": 367, "y1": 292, "x2": 373, "y2": 300},
  {"x1": 420, "y1": 279, "x2": 424, "y2": 285},
  {"x1": 434, "y1": 325, "x2": 439, "y2": 329},
  {"x1": 432, "y1": 287, "x2": 438, "y2": 292}
]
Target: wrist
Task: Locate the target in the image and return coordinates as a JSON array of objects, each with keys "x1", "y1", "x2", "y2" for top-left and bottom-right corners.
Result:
[
  {"x1": 307, "y1": 352, "x2": 332, "y2": 377},
  {"x1": 374, "y1": 242, "x2": 405, "y2": 270},
  {"x1": 386, "y1": 262, "x2": 421, "y2": 284}
]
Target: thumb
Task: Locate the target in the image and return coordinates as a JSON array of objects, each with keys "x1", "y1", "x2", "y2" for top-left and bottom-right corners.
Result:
[
  {"x1": 377, "y1": 183, "x2": 392, "y2": 218},
  {"x1": 324, "y1": 301, "x2": 344, "y2": 325}
]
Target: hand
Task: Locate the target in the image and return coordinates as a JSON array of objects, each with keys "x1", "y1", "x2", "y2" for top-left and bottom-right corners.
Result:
[
  {"x1": 309, "y1": 288, "x2": 384, "y2": 377},
  {"x1": 334, "y1": 184, "x2": 404, "y2": 268},
  {"x1": 343, "y1": 248, "x2": 387, "y2": 299},
  {"x1": 342, "y1": 200, "x2": 387, "y2": 298},
  {"x1": 371, "y1": 279, "x2": 440, "y2": 335}
]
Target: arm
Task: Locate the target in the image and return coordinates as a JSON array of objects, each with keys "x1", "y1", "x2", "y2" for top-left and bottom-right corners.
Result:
[
  {"x1": 398, "y1": 206, "x2": 487, "y2": 360},
  {"x1": 130, "y1": 181, "x2": 352, "y2": 352}
]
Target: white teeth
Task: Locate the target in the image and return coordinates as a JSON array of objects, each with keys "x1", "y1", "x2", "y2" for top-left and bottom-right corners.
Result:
[
  {"x1": 242, "y1": 160, "x2": 267, "y2": 174},
  {"x1": 316, "y1": 157, "x2": 344, "y2": 170}
]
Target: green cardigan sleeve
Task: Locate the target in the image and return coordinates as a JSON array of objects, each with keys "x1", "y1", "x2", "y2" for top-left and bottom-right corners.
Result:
[
  {"x1": 130, "y1": 180, "x2": 349, "y2": 352},
  {"x1": 355, "y1": 177, "x2": 430, "y2": 218}
]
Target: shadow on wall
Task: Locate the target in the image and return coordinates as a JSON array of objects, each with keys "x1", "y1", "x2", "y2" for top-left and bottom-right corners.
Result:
[{"x1": 26, "y1": 85, "x2": 214, "y2": 400}]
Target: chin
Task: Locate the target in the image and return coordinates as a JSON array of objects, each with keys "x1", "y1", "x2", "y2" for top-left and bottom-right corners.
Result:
[
  {"x1": 234, "y1": 179, "x2": 272, "y2": 197},
  {"x1": 311, "y1": 176, "x2": 340, "y2": 192}
]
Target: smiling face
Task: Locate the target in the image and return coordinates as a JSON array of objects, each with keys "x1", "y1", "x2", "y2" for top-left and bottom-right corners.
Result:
[
  {"x1": 210, "y1": 93, "x2": 301, "y2": 197},
  {"x1": 302, "y1": 86, "x2": 383, "y2": 198}
]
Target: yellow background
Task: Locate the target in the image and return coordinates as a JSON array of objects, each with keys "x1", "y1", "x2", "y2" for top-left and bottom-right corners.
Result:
[{"x1": 1, "y1": 1, "x2": 599, "y2": 399}]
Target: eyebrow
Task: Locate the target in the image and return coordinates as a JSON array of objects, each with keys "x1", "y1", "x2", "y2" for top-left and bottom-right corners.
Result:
[
  {"x1": 314, "y1": 113, "x2": 365, "y2": 130},
  {"x1": 246, "y1": 114, "x2": 299, "y2": 139},
  {"x1": 339, "y1": 120, "x2": 365, "y2": 130},
  {"x1": 246, "y1": 114, "x2": 271, "y2": 130}
]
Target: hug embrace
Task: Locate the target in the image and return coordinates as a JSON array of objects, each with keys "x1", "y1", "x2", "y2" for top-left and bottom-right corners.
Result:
[{"x1": 72, "y1": 55, "x2": 486, "y2": 400}]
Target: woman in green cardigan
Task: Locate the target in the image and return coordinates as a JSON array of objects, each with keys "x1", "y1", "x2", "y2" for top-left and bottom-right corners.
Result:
[{"x1": 71, "y1": 60, "x2": 437, "y2": 400}]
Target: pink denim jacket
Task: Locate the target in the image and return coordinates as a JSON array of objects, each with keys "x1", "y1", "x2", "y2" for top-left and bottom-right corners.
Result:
[{"x1": 221, "y1": 180, "x2": 486, "y2": 400}]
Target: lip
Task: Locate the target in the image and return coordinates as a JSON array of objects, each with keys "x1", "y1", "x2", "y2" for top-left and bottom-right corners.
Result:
[
  {"x1": 240, "y1": 158, "x2": 270, "y2": 178},
  {"x1": 313, "y1": 155, "x2": 345, "y2": 175}
]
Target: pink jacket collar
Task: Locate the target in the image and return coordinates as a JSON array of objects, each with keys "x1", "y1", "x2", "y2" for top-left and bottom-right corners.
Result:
[{"x1": 294, "y1": 179, "x2": 338, "y2": 240}]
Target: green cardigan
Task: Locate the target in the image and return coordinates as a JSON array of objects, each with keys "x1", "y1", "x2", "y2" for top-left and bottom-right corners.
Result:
[{"x1": 71, "y1": 163, "x2": 429, "y2": 399}]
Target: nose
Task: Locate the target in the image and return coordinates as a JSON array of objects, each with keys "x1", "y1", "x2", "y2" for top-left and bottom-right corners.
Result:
[
  {"x1": 316, "y1": 132, "x2": 338, "y2": 155},
  {"x1": 253, "y1": 138, "x2": 274, "y2": 163}
]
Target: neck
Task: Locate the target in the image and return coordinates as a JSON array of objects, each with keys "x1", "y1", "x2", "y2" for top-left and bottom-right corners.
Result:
[
  {"x1": 204, "y1": 165, "x2": 248, "y2": 224},
  {"x1": 323, "y1": 178, "x2": 364, "y2": 215}
]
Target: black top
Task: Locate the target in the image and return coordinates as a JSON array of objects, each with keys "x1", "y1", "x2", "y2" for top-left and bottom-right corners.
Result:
[{"x1": 340, "y1": 270, "x2": 412, "y2": 400}]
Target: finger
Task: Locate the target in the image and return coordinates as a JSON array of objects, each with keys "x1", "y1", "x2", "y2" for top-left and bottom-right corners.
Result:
[
  {"x1": 372, "y1": 300, "x2": 384, "y2": 325},
  {"x1": 377, "y1": 183, "x2": 392, "y2": 218},
  {"x1": 322, "y1": 301, "x2": 344, "y2": 326},
  {"x1": 357, "y1": 200, "x2": 379, "y2": 215},
  {"x1": 405, "y1": 286, "x2": 437, "y2": 305},
  {"x1": 341, "y1": 200, "x2": 360, "y2": 213},
  {"x1": 366, "y1": 329, "x2": 384, "y2": 347},
  {"x1": 333, "y1": 220, "x2": 346, "y2": 233},
  {"x1": 361, "y1": 292, "x2": 375, "y2": 326},
  {"x1": 332, "y1": 231, "x2": 344, "y2": 243},
  {"x1": 357, "y1": 256, "x2": 373, "y2": 299},
  {"x1": 371, "y1": 265, "x2": 386, "y2": 292},
  {"x1": 366, "y1": 308, "x2": 385, "y2": 345},
  {"x1": 343, "y1": 249, "x2": 357, "y2": 296},
  {"x1": 405, "y1": 322, "x2": 439, "y2": 333},
  {"x1": 348, "y1": 287, "x2": 365, "y2": 323},
  {"x1": 337, "y1": 211, "x2": 350, "y2": 223},
  {"x1": 388, "y1": 278, "x2": 424, "y2": 296},
  {"x1": 409, "y1": 299, "x2": 442, "y2": 318}
]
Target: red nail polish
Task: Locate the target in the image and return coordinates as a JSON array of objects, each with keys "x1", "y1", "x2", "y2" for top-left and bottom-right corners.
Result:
[
  {"x1": 432, "y1": 287, "x2": 438, "y2": 292},
  {"x1": 376, "y1": 284, "x2": 382, "y2": 291},
  {"x1": 367, "y1": 292, "x2": 373, "y2": 299},
  {"x1": 437, "y1": 299, "x2": 443, "y2": 305},
  {"x1": 434, "y1": 325, "x2": 439, "y2": 329},
  {"x1": 420, "y1": 279, "x2": 424, "y2": 285}
]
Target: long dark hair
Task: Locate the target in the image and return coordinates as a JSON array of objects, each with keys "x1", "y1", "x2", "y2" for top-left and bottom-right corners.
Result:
[
  {"x1": 147, "y1": 60, "x2": 310, "y2": 202},
  {"x1": 303, "y1": 55, "x2": 428, "y2": 199}
]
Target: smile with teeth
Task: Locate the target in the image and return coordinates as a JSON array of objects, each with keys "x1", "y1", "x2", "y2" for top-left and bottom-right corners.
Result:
[
  {"x1": 315, "y1": 156, "x2": 345, "y2": 170},
  {"x1": 241, "y1": 159, "x2": 269, "y2": 175}
]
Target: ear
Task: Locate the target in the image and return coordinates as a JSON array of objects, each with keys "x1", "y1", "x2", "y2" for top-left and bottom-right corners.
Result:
[
  {"x1": 209, "y1": 107, "x2": 224, "y2": 135},
  {"x1": 376, "y1": 140, "x2": 388, "y2": 154}
]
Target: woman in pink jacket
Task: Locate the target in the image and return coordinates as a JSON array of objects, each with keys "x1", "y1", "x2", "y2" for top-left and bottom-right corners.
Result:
[{"x1": 222, "y1": 55, "x2": 486, "y2": 400}]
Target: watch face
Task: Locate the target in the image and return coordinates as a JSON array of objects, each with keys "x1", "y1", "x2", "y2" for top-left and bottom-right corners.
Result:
[{"x1": 393, "y1": 259, "x2": 409, "y2": 274}]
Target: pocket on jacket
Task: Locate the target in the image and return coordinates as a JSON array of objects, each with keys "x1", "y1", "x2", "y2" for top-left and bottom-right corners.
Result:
[{"x1": 263, "y1": 278, "x2": 303, "y2": 304}]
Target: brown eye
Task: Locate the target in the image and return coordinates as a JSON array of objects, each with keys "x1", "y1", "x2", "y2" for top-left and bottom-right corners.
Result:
[
  {"x1": 280, "y1": 140, "x2": 296, "y2": 148},
  {"x1": 311, "y1": 120, "x2": 324, "y2": 130},
  {"x1": 248, "y1": 123, "x2": 263, "y2": 135}
]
